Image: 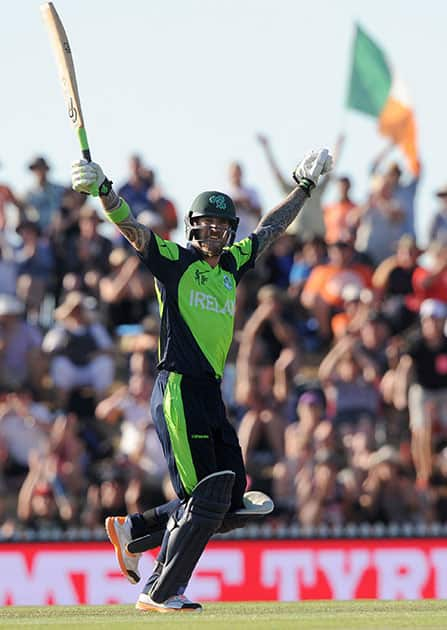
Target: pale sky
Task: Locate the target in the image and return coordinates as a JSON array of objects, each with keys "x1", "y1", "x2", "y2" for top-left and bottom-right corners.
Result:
[{"x1": 2, "y1": 0, "x2": 447, "y2": 244}]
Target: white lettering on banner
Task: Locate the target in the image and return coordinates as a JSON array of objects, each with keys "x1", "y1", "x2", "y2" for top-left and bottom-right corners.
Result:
[
  {"x1": 0, "y1": 551, "x2": 154, "y2": 605},
  {"x1": 188, "y1": 550, "x2": 244, "y2": 600},
  {"x1": 189, "y1": 290, "x2": 235, "y2": 316},
  {"x1": 261, "y1": 551, "x2": 316, "y2": 601},
  {"x1": 430, "y1": 550, "x2": 447, "y2": 598},
  {"x1": 317, "y1": 550, "x2": 370, "y2": 600},
  {"x1": 373, "y1": 550, "x2": 428, "y2": 600}
]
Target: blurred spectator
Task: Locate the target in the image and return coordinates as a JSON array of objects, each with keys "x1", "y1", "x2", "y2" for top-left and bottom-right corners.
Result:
[
  {"x1": 262, "y1": 234, "x2": 296, "y2": 289},
  {"x1": 227, "y1": 161, "x2": 262, "y2": 239},
  {"x1": 412, "y1": 241, "x2": 447, "y2": 306},
  {"x1": 118, "y1": 155, "x2": 154, "y2": 217},
  {"x1": 323, "y1": 176, "x2": 357, "y2": 245},
  {"x1": 319, "y1": 336, "x2": 381, "y2": 431},
  {"x1": 355, "y1": 174, "x2": 407, "y2": 265},
  {"x1": 370, "y1": 144, "x2": 420, "y2": 238},
  {"x1": 24, "y1": 157, "x2": 65, "y2": 232},
  {"x1": 0, "y1": 169, "x2": 25, "y2": 222},
  {"x1": 331, "y1": 284, "x2": 371, "y2": 340},
  {"x1": 14, "y1": 220, "x2": 54, "y2": 319},
  {"x1": 429, "y1": 183, "x2": 447, "y2": 244},
  {"x1": 359, "y1": 446, "x2": 419, "y2": 524},
  {"x1": 63, "y1": 205, "x2": 113, "y2": 295},
  {"x1": 0, "y1": 295, "x2": 42, "y2": 389},
  {"x1": 392, "y1": 299, "x2": 447, "y2": 487},
  {"x1": 372, "y1": 234, "x2": 420, "y2": 332},
  {"x1": 301, "y1": 240, "x2": 373, "y2": 340},
  {"x1": 95, "y1": 372, "x2": 166, "y2": 484},
  {"x1": 99, "y1": 248, "x2": 153, "y2": 331},
  {"x1": 42, "y1": 291, "x2": 114, "y2": 403},
  {"x1": 288, "y1": 237, "x2": 327, "y2": 301},
  {"x1": 0, "y1": 389, "x2": 53, "y2": 481}
]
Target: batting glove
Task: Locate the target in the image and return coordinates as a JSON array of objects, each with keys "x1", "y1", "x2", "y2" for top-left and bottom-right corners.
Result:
[
  {"x1": 71, "y1": 160, "x2": 113, "y2": 197},
  {"x1": 292, "y1": 149, "x2": 333, "y2": 196}
]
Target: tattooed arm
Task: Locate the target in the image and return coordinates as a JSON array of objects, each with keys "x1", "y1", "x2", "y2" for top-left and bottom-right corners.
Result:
[
  {"x1": 100, "y1": 189, "x2": 152, "y2": 256},
  {"x1": 254, "y1": 187, "x2": 309, "y2": 258},
  {"x1": 254, "y1": 148, "x2": 333, "y2": 258}
]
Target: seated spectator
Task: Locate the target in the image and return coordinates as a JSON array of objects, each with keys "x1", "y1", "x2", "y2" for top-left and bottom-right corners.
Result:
[
  {"x1": 301, "y1": 240, "x2": 372, "y2": 340},
  {"x1": 372, "y1": 234, "x2": 420, "y2": 332},
  {"x1": 227, "y1": 161, "x2": 262, "y2": 239},
  {"x1": 0, "y1": 294, "x2": 43, "y2": 389},
  {"x1": 429, "y1": 183, "x2": 447, "y2": 244},
  {"x1": 99, "y1": 248, "x2": 153, "y2": 331},
  {"x1": 412, "y1": 241, "x2": 447, "y2": 307},
  {"x1": 24, "y1": 156, "x2": 65, "y2": 233},
  {"x1": 14, "y1": 220, "x2": 54, "y2": 319},
  {"x1": 323, "y1": 176, "x2": 357, "y2": 245},
  {"x1": 392, "y1": 299, "x2": 447, "y2": 487},
  {"x1": 42, "y1": 291, "x2": 114, "y2": 403},
  {"x1": 355, "y1": 174, "x2": 407, "y2": 265}
]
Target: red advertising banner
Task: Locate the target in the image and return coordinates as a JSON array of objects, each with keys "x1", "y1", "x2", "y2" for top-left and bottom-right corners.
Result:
[{"x1": 1, "y1": 538, "x2": 447, "y2": 605}]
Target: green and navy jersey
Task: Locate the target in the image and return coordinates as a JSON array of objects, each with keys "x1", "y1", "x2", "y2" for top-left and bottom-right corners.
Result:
[{"x1": 139, "y1": 232, "x2": 258, "y2": 379}]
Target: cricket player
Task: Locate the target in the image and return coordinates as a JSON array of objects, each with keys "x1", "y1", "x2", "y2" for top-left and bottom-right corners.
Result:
[{"x1": 71, "y1": 148, "x2": 332, "y2": 612}]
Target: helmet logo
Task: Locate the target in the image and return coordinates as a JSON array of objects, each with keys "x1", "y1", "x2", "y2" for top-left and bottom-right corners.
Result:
[{"x1": 209, "y1": 195, "x2": 227, "y2": 210}]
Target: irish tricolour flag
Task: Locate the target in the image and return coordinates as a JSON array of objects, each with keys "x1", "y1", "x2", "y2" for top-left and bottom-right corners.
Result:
[{"x1": 346, "y1": 24, "x2": 420, "y2": 175}]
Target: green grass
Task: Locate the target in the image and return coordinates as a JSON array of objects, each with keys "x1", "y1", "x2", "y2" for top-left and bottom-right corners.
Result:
[{"x1": 1, "y1": 601, "x2": 447, "y2": 630}]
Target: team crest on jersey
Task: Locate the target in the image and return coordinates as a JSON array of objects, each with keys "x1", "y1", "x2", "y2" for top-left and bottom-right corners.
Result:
[
  {"x1": 209, "y1": 195, "x2": 227, "y2": 210},
  {"x1": 223, "y1": 274, "x2": 233, "y2": 290}
]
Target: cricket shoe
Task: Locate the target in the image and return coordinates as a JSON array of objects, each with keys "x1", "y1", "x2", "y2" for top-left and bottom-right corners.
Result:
[
  {"x1": 136, "y1": 593, "x2": 202, "y2": 613},
  {"x1": 105, "y1": 516, "x2": 141, "y2": 584}
]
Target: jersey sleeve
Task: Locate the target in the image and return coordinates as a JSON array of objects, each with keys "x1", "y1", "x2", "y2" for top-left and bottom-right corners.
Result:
[
  {"x1": 137, "y1": 232, "x2": 184, "y2": 287},
  {"x1": 225, "y1": 234, "x2": 259, "y2": 284}
]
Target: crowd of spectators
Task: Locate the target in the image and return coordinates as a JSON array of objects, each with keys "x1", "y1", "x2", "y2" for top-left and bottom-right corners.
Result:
[{"x1": 1, "y1": 138, "x2": 447, "y2": 539}]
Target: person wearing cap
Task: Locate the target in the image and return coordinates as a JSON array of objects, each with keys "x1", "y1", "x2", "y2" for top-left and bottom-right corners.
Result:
[
  {"x1": 24, "y1": 156, "x2": 65, "y2": 232},
  {"x1": 71, "y1": 147, "x2": 333, "y2": 612},
  {"x1": 393, "y1": 299, "x2": 447, "y2": 487},
  {"x1": 429, "y1": 183, "x2": 447, "y2": 244}
]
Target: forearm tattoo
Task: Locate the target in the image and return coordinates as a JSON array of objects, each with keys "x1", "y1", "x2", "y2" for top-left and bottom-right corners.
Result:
[
  {"x1": 254, "y1": 187, "x2": 309, "y2": 257},
  {"x1": 100, "y1": 190, "x2": 152, "y2": 255}
]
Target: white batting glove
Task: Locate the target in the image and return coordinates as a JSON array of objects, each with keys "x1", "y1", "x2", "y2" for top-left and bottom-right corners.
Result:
[
  {"x1": 292, "y1": 149, "x2": 333, "y2": 196},
  {"x1": 71, "y1": 160, "x2": 111, "y2": 197}
]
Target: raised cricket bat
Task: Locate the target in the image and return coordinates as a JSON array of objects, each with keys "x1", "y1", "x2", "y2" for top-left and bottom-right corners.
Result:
[{"x1": 40, "y1": 2, "x2": 91, "y2": 161}]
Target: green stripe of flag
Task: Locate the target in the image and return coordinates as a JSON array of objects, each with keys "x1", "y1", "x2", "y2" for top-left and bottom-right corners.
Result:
[{"x1": 346, "y1": 24, "x2": 392, "y2": 117}]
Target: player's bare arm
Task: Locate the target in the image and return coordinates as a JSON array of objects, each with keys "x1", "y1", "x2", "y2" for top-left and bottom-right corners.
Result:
[
  {"x1": 254, "y1": 149, "x2": 333, "y2": 257},
  {"x1": 71, "y1": 160, "x2": 152, "y2": 256}
]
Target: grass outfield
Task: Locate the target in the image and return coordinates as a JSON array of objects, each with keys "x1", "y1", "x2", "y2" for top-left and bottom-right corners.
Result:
[{"x1": 1, "y1": 601, "x2": 447, "y2": 630}]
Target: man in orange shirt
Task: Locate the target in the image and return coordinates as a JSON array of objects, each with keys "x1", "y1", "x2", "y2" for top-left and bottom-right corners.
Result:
[
  {"x1": 323, "y1": 177, "x2": 357, "y2": 244},
  {"x1": 301, "y1": 240, "x2": 373, "y2": 340}
]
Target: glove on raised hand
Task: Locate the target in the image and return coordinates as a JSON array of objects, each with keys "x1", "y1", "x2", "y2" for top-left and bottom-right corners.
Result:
[
  {"x1": 293, "y1": 149, "x2": 333, "y2": 196},
  {"x1": 71, "y1": 160, "x2": 112, "y2": 197}
]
